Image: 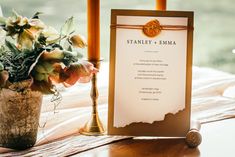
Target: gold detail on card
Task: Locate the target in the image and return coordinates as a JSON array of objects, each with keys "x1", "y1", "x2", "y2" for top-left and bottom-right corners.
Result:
[
  {"x1": 110, "y1": 19, "x2": 193, "y2": 38},
  {"x1": 143, "y1": 19, "x2": 162, "y2": 37}
]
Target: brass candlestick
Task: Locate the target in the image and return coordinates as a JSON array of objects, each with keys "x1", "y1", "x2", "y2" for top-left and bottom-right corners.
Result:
[{"x1": 79, "y1": 60, "x2": 105, "y2": 135}]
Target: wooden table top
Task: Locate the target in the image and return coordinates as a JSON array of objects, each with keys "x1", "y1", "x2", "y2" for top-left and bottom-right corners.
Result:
[{"x1": 74, "y1": 118, "x2": 235, "y2": 157}]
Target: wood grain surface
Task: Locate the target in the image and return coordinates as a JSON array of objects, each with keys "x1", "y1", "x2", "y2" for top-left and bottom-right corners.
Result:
[{"x1": 75, "y1": 118, "x2": 235, "y2": 157}]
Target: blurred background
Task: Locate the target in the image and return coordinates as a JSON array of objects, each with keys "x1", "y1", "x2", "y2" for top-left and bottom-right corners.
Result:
[{"x1": 1, "y1": 0, "x2": 235, "y2": 73}]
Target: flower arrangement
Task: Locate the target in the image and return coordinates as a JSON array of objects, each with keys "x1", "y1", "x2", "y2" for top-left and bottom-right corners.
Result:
[{"x1": 0, "y1": 11, "x2": 96, "y2": 94}]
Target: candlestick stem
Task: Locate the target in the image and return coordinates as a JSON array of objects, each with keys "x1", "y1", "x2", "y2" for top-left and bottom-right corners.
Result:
[
  {"x1": 79, "y1": 60, "x2": 105, "y2": 135},
  {"x1": 156, "y1": 0, "x2": 167, "y2": 11}
]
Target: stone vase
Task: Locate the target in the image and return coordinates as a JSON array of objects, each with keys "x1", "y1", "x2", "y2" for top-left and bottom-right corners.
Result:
[{"x1": 0, "y1": 88, "x2": 42, "y2": 150}]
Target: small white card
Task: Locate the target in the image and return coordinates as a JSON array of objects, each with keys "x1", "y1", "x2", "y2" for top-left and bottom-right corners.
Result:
[{"x1": 108, "y1": 10, "x2": 194, "y2": 137}]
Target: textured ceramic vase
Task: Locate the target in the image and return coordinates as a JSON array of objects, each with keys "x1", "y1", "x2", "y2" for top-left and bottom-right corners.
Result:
[{"x1": 0, "y1": 88, "x2": 42, "y2": 150}]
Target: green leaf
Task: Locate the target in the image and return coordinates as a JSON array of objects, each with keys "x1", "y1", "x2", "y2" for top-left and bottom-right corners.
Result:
[
  {"x1": 63, "y1": 39, "x2": 71, "y2": 51},
  {"x1": 67, "y1": 45, "x2": 73, "y2": 52},
  {"x1": 0, "y1": 62, "x2": 3, "y2": 71},
  {"x1": 28, "y1": 50, "x2": 44, "y2": 75},
  {"x1": 12, "y1": 9, "x2": 20, "y2": 19},
  {"x1": 0, "y1": 16, "x2": 6, "y2": 25},
  {"x1": 5, "y1": 40, "x2": 21, "y2": 54},
  {"x1": 62, "y1": 50, "x2": 78, "y2": 66},
  {"x1": 60, "y1": 16, "x2": 75, "y2": 36},
  {"x1": 32, "y1": 12, "x2": 43, "y2": 19}
]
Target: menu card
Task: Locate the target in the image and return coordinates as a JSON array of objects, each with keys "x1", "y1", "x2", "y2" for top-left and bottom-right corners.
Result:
[{"x1": 108, "y1": 10, "x2": 194, "y2": 137}]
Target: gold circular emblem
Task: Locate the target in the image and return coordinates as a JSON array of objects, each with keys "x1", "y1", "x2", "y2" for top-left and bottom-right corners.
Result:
[{"x1": 143, "y1": 19, "x2": 161, "y2": 38}]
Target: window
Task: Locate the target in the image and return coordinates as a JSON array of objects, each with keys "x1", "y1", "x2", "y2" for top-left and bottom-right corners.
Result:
[{"x1": 1, "y1": 0, "x2": 234, "y2": 72}]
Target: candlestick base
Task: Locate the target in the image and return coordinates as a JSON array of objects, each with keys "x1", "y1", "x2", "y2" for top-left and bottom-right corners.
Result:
[
  {"x1": 79, "y1": 60, "x2": 105, "y2": 136},
  {"x1": 79, "y1": 114, "x2": 105, "y2": 136}
]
